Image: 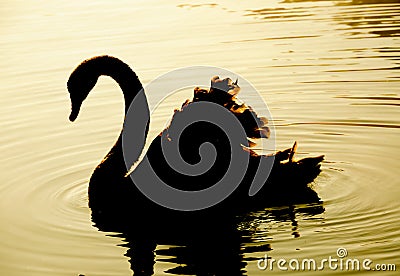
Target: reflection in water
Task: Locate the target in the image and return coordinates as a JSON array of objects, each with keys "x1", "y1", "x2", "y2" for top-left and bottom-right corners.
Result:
[
  {"x1": 336, "y1": 95, "x2": 400, "y2": 107},
  {"x1": 340, "y1": 0, "x2": 400, "y2": 4},
  {"x1": 282, "y1": 0, "x2": 400, "y2": 3},
  {"x1": 334, "y1": 0, "x2": 400, "y2": 38},
  {"x1": 248, "y1": 0, "x2": 400, "y2": 38},
  {"x1": 119, "y1": 214, "x2": 246, "y2": 275},
  {"x1": 93, "y1": 201, "x2": 324, "y2": 275},
  {"x1": 245, "y1": 7, "x2": 314, "y2": 22},
  {"x1": 177, "y1": 3, "x2": 218, "y2": 9}
]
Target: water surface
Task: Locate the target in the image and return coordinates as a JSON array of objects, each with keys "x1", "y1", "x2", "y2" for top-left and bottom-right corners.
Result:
[{"x1": 1, "y1": 0, "x2": 399, "y2": 275}]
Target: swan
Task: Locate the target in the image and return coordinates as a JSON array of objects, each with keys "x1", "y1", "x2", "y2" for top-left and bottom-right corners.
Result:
[{"x1": 67, "y1": 55, "x2": 324, "y2": 219}]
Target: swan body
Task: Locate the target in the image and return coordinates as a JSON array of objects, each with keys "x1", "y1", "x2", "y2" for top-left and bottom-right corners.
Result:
[{"x1": 67, "y1": 56, "x2": 324, "y2": 220}]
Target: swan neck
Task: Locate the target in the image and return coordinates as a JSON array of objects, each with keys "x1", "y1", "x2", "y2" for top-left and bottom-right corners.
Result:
[
  {"x1": 94, "y1": 56, "x2": 143, "y2": 113},
  {"x1": 94, "y1": 57, "x2": 150, "y2": 169}
]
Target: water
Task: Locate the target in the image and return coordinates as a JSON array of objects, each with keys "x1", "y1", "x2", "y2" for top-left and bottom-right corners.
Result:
[{"x1": 1, "y1": 0, "x2": 399, "y2": 275}]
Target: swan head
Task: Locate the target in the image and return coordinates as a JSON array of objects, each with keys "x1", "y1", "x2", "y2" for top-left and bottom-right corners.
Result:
[{"x1": 67, "y1": 59, "x2": 99, "y2": 121}]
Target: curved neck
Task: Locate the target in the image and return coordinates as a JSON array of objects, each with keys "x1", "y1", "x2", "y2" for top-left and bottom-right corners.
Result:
[
  {"x1": 91, "y1": 56, "x2": 144, "y2": 113},
  {"x1": 69, "y1": 56, "x2": 151, "y2": 171}
]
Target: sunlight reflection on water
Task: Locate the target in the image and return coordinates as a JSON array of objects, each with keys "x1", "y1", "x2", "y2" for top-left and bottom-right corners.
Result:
[{"x1": 0, "y1": 0, "x2": 399, "y2": 275}]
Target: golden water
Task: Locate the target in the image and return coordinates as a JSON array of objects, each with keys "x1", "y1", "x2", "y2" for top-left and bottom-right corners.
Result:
[{"x1": 1, "y1": 0, "x2": 399, "y2": 275}]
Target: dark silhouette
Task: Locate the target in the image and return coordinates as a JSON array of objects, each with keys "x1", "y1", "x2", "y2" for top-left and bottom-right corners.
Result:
[
  {"x1": 103, "y1": 204, "x2": 324, "y2": 275},
  {"x1": 67, "y1": 55, "x2": 325, "y2": 275}
]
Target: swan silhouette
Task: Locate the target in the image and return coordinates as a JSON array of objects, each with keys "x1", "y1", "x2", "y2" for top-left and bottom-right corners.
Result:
[{"x1": 67, "y1": 55, "x2": 324, "y2": 220}]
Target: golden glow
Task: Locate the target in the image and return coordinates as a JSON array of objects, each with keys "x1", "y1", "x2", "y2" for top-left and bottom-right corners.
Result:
[{"x1": 0, "y1": 0, "x2": 399, "y2": 275}]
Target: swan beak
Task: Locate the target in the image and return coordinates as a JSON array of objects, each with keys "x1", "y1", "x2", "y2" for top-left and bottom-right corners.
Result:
[{"x1": 69, "y1": 103, "x2": 81, "y2": 122}]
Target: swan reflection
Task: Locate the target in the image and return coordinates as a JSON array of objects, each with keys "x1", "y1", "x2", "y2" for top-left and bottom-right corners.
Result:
[{"x1": 95, "y1": 202, "x2": 324, "y2": 275}]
